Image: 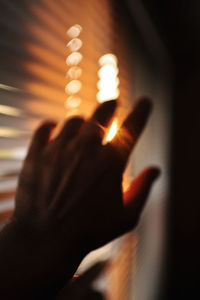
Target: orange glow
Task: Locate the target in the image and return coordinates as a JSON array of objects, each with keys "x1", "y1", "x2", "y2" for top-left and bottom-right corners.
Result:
[{"x1": 105, "y1": 120, "x2": 118, "y2": 143}]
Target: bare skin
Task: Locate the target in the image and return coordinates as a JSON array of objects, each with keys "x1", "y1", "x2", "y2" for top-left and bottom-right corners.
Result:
[{"x1": 0, "y1": 97, "x2": 160, "y2": 299}]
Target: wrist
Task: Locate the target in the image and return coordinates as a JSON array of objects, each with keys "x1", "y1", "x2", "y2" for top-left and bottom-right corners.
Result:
[{"x1": 0, "y1": 217, "x2": 85, "y2": 299}]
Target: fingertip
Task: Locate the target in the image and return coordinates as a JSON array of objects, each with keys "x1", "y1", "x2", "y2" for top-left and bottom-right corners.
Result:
[
  {"x1": 34, "y1": 120, "x2": 57, "y2": 144},
  {"x1": 134, "y1": 96, "x2": 153, "y2": 113},
  {"x1": 93, "y1": 99, "x2": 117, "y2": 125},
  {"x1": 143, "y1": 166, "x2": 161, "y2": 180}
]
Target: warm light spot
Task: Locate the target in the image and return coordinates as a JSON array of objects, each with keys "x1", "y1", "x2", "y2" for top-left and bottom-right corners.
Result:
[
  {"x1": 105, "y1": 120, "x2": 118, "y2": 142},
  {"x1": 66, "y1": 66, "x2": 82, "y2": 79},
  {"x1": 97, "y1": 53, "x2": 120, "y2": 103},
  {"x1": 97, "y1": 77, "x2": 119, "y2": 90},
  {"x1": 66, "y1": 52, "x2": 82, "y2": 66},
  {"x1": 67, "y1": 24, "x2": 82, "y2": 38},
  {"x1": 99, "y1": 53, "x2": 118, "y2": 67},
  {"x1": 65, "y1": 80, "x2": 82, "y2": 94},
  {"x1": 67, "y1": 38, "x2": 82, "y2": 52},
  {"x1": 98, "y1": 65, "x2": 119, "y2": 78},
  {"x1": 65, "y1": 95, "x2": 82, "y2": 108},
  {"x1": 97, "y1": 89, "x2": 120, "y2": 103}
]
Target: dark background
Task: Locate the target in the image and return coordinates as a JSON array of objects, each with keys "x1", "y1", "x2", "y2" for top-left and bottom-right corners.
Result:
[{"x1": 141, "y1": 1, "x2": 200, "y2": 299}]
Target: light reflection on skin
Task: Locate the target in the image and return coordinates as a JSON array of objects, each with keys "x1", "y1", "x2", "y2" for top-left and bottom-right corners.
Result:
[{"x1": 105, "y1": 120, "x2": 118, "y2": 142}]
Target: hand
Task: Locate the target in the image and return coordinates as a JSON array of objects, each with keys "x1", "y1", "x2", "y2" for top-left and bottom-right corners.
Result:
[
  {"x1": 56, "y1": 262, "x2": 105, "y2": 300},
  {"x1": 0, "y1": 97, "x2": 160, "y2": 299}
]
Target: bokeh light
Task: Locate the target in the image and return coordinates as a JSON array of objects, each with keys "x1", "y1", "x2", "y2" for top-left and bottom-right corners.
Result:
[
  {"x1": 65, "y1": 80, "x2": 82, "y2": 94},
  {"x1": 67, "y1": 38, "x2": 83, "y2": 52},
  {"x1": 97, "y1": 53, "x2": 120, "y2": 103},
  {"x1": 66, "y1": 24, "x2": 82, "y2": 38},
  {"x1": 66, "y1": 66, "x2": 82, "y2": 79},
  {"x1": 65, "y1": 95, "x2": 82, "y2": 108},
  {"x1": 66, "y1": 52, "x2": 82, "y2": 66}
]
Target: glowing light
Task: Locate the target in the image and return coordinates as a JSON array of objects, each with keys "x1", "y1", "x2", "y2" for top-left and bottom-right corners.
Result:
[
  {"x1": 99, "y1": 53, "x2": 118, "y2": 67},
  {"x1": 67, "y1": 38, "x2": 82, "y2": 52},
  {"x1": 65, "y1": 80, "x2": 82, "y2": 94},
  {"x1": 67, "y1": 24, "x2": 82, "y2": 38},
  {"x1": 66, "y1": 52, "x2": 82, "y2": 66},
  {"x1": 105, "y1": 120, "x2": 118, "y2": 142},
  {"x1": 66, "y1": 66, "x2": 82, "y2": 79},
  {"x1": 97, "y1": 77, "x2": 119, "y2": 90},
  {"x1": 98, "y1": 65, "x2": 119, "y2": 78},
  {"x1": 97, "y1": 53, "x2": 120, "y2": 103},
  {"x1": 65, "y1": 95, "x2": 82, "y2": 108},
  {"x1": 97, "y1": 89, "x2": 120, "y2": 103}
]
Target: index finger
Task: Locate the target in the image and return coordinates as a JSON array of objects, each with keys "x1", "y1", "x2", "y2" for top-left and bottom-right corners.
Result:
[
  {"x1": 111, "y1": 97, "x2": 152, "y2": 166},
  {"x1": 80, "y1": 100, "x2": 117, "y2": 144}
]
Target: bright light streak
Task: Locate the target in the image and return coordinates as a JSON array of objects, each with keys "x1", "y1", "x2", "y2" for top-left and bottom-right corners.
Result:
[
  {"x1": 105, "y1": 120, "x2": 118, "y2": 142},
  {"x1": 66, "y1": 66, "x2": 82, "y2": 79},
  {"x1": 67, "y1": 24, "x2": 82, "y2": 38},
  {"x1": 65, "y1": 95, "x2": 82, "y2": 108},
  {"x1": 0, "y1": 83, "x2": 20, "y2": 92},
  {"x1": 66, "y1": 52, "x2": 82, "y2": 66},
  {"x1": 0, "y1": 127, "x2": 30, "y2": 138},
  {"x1": 67, "y1": 38, "x2": 82, "y2": 51},
  {"x1": 0, "y1": 105, "x2": 23, "y2": 117},
  {"x1": 65, "y1": 80, "x2": 82, "y2": 94}
]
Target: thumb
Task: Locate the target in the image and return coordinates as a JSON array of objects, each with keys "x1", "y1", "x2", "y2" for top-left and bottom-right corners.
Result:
[{"x1": 123, "y1": 166, "x2": 160, "y2": 228}]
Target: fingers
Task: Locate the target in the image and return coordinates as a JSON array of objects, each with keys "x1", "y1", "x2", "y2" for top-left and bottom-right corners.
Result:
[
  {"x1": 111, "y1": 97, "x2": 152, "y2": 166},
  {"x1": 81, "y1": 100, "x2": 117, "y2": 144},
  {"x1": 26, "y1": 121, "x2": 56, "y2": 161},
  {"x1": 123, "y1": 166, "x2": 160, "y2": 228},
  {"x1": 54, "y1": 117, "x2": 85, "y2": 147}
]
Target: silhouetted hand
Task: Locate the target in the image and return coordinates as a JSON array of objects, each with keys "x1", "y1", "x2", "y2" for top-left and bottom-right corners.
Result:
[
  {"x1": 0, "y1": 97, "x2": 160, "y2": 299},
  {"x1": 56, "y1": 262, "x2": 105, "y2": 300}
]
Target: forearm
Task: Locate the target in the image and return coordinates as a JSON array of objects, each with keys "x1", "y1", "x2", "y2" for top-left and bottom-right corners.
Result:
[{"x1": 0, "y1": 220, "x2": 83, "y2": 299}]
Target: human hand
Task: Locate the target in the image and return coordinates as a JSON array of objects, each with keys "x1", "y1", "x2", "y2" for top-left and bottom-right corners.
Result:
[{"x1": 0, "y1": 97, "x2": 160, "y2": 299}]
